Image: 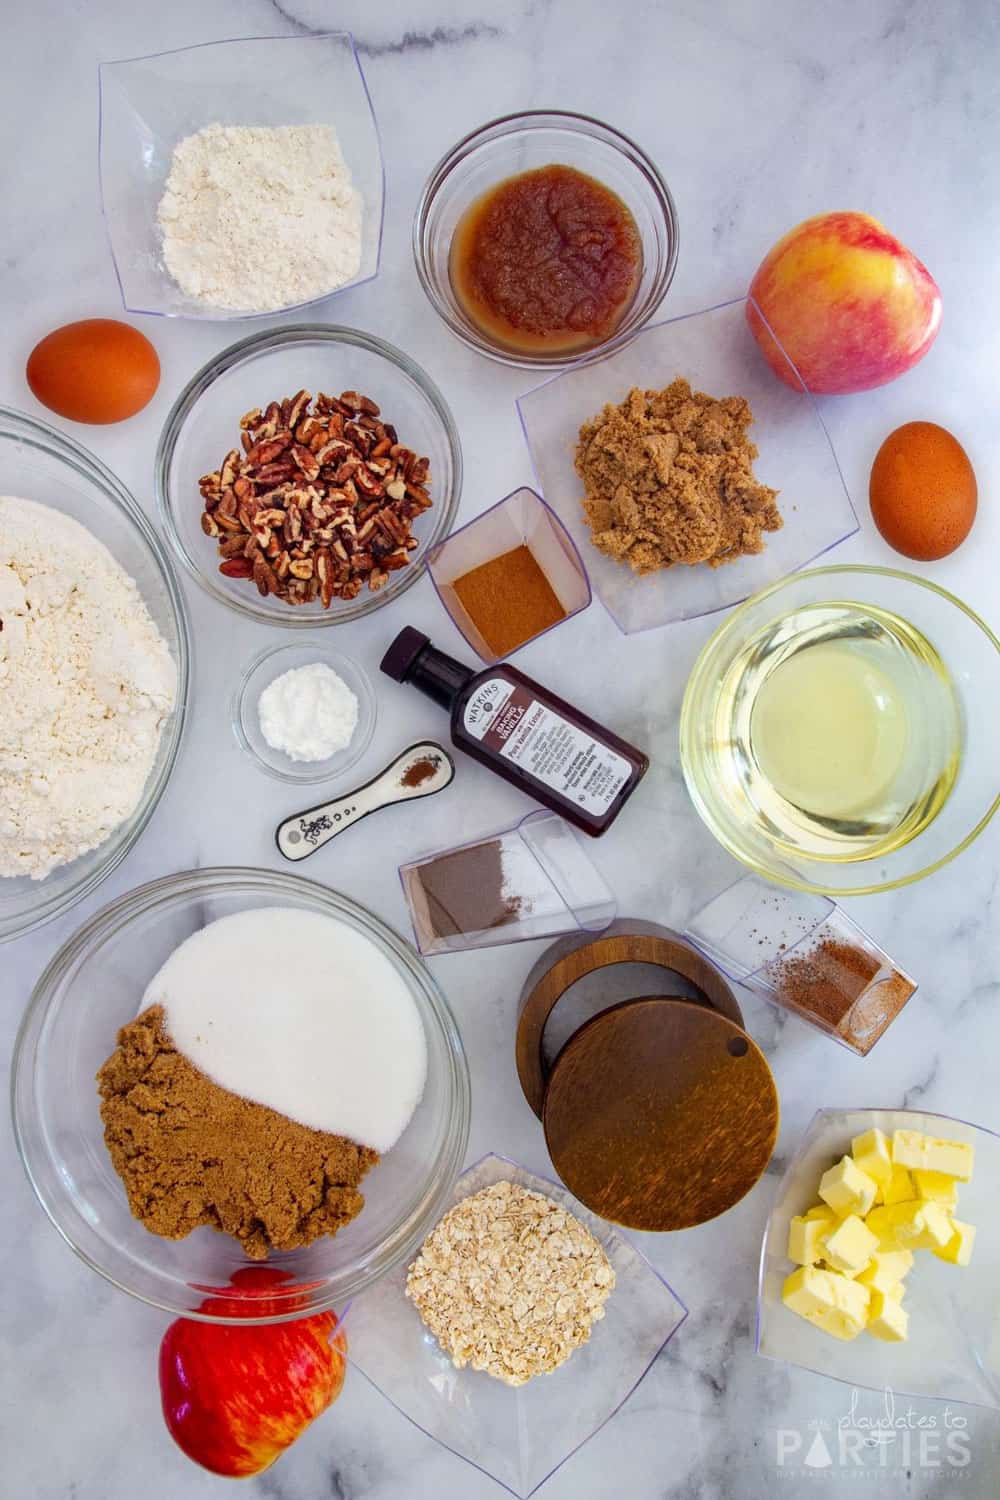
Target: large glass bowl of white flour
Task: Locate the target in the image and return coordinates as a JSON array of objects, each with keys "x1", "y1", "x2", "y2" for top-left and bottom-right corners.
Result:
[{"x1": 0, "y1": 408, "x2": 190, "y2": 942}]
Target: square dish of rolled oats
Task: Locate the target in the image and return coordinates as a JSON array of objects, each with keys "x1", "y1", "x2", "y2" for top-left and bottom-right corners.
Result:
[{"x1": 405, "y1": 1178, "x2": 616, "y2": 1386}]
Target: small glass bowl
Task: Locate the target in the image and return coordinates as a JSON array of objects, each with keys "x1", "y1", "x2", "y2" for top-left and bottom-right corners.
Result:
[
  {"x1": 758, "y1": 1108, "x2": 1000, "y2": 1409},
  {"x1": 233, "y1": 642, "x2": 377, "y2": 784},
  {"x1": 0, "y1": 407, "x2": 190, "y2": 944},
  {"x1": 680, "y1": 565, "x2": 1000, "y2": 896},
  {"x1": 346, "y1": 1153, "x2": 688, "y2": 1498},
  {"x1": 517, "y1": 297, "x2": 858, "y2": 633},
  {"x1": 413, "y1": 111, "x2": 678, "y2": 369},
  {"x1": 99, "y1": 33, "x2": 384, "y2": 319},
  {"x1": 156, "y1": 325, "x2": 462, "y2": 626},
  {"x1": 12, "y1": 867, "x2": 471, "y2": 1323},
  {"x1": 426, "y1": 487, "x2": 592, "y2": 663}
]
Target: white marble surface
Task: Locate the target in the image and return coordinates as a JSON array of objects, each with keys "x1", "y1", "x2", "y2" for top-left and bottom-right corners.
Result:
[{"x1": 3, "y1": 2, "x2": 999, "y2": 1496}]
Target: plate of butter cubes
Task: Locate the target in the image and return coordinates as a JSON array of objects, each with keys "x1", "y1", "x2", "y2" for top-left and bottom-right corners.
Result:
[{"x1": 757, "y1": 1109, "x2": 1000, "y2": 1408}]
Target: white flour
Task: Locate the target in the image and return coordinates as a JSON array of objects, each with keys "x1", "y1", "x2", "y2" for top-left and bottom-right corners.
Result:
[
  {"x1": 0, "y1": 497, "x2": 176, "y2": 880},
  {"x1": 157, "y1": 123, "x2": 363, "y2": 312}
]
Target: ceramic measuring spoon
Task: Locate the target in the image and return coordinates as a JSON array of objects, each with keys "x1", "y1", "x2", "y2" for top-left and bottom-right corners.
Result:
[{"x1": 275, "y1": 741, "x2": 455, "y2": 861}]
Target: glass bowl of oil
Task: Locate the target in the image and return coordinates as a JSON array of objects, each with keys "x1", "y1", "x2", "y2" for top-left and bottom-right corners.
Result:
[{"x1": 680, "y1": 566, "x2": 1000, "y2": 896}]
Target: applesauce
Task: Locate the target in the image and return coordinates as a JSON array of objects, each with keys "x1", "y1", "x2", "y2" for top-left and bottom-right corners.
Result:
[{"x1": 449, "y1": 164, "x2": 641, "y2": 355}]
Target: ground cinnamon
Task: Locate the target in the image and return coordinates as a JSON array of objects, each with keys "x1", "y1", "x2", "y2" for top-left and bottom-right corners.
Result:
[
  {"x1": 764, "y1": 938, "x2": 915, "y2": 1054},
  {"x1": 97, "y1": 1005, "x2": 378, "y2": 1259},
  {"x1": 400, "y1": 756, "x2": 439, "y2": 788},
  {"x1": 451, "y1": 544, "x2": 566, "y2": 657}
]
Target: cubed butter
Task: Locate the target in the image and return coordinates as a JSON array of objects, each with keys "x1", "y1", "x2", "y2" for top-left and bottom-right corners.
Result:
[
  {"x1": 866, "y1": 1201, "x2": 929, "y2": 1249},
  {"x1": 782, "y1": 1266, "x2": 870, "y2": 1341},
  {"x1": 788, "y1": 1215, "x2": 833, "y2": 1266},
  {"x1": 868, "y1": 1288, "x2": 909, "y2": 1342},
  {"x1": 911, "y1": 1169, "x2": 959, "y2": 1207},
  {"x1": 881, "y1": 1163, "x2": 916, "y2": 1206},
  {"x1": 910, "y1": 1201, "x2": 956, "y2": 1252},
  {"x1": 857, "y1": 1248, "x2": 914, "y2": 1294},
  {"x1": 933, "y1": 1217, "x2": 976, "y2": 1267},
  {"x1": 821, "y1": 1214, "x2": 880, "y2": 1275},
  {"x1": 891, "y1": 1130, "x2": 974, "y2": 1182},
  {"x1": 819, "y1": 1156, "x2": 878, "y2": 1218},
  {"x1": 851, "y1": 1128, "x2": 894, "y2": 1188},
  {"x1": 805, "y1": 1203, "x2": 837, "y2": 1222}
]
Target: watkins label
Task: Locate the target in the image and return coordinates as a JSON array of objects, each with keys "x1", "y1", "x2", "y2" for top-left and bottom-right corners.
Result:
[{"x1": 463, "y1": 678, "x2": 631, "y2": 816}]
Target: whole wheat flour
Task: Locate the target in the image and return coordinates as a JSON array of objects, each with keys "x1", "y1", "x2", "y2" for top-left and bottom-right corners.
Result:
[
  {"x1": 157, "y1": 123, "x2": 363, "y2": 312},
  {"x1": 0, "y1": 496, "x2": 176, "y2": 880}
]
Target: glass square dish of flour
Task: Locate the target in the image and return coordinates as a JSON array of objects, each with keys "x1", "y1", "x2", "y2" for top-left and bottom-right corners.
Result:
[
  {"x1": 399, "y1": 811, "x2": 616, "y2": 956},
  {"x1": 99, "y1": 33, "x2": 384, "y2": 319}
]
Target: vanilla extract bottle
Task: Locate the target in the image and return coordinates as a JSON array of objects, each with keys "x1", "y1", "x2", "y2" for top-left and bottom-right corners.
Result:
[{"x1": 380, "y1": 628, "x2": 648, "y2": 836}]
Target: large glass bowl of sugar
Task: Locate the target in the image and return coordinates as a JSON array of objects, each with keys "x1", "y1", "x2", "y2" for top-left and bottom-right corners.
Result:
[{"x1": 12, "y1": 867, "x2": 470, "y2": 1323}]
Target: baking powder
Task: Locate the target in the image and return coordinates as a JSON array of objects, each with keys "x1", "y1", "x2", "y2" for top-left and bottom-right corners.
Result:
[{"x1": 258, "y1": 661, "x2": 358, "y2": 762}]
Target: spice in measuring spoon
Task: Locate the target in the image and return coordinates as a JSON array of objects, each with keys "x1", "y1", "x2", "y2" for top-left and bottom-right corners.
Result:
[
  {"x1": 452, "y1": 544, "x2": 567, "y2": 658},
  {"x1": 380, "y1": 628, "x2": 648, "y2": 837}
]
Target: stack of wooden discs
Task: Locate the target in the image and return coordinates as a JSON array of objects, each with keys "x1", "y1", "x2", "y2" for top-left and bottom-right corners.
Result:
[{"x1": 516, "y1": 921, "x2": 779, "y2": 1231}]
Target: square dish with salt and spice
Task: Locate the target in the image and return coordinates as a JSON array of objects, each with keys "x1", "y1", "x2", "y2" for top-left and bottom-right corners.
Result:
[
  {"x1": 399, "y1": 810, "x2": 616, "y2": 956},
  {"x1": 684, "y1": 875, "x2": 916, "y2": 1055}
]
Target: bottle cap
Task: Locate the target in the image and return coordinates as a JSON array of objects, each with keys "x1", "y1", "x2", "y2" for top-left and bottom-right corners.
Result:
[{"x1": 380, "y1": 627, "x2": 430, "y2": 683}]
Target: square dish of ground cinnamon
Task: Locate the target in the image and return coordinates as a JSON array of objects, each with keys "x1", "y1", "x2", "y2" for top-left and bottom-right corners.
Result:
[
  {"x1": 451, "y1": 544, "x2": 566, "y2": 658},
  {"x1": 575, "y1": 378, "x2": 782, "y2": 573}
]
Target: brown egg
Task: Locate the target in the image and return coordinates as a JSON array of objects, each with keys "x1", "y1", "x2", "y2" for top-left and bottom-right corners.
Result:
[
  {"x1": 26, "y1": 319, "x2": 160, "y2": 424},
  {"x1": 869, "y1": 421, "x2": 977, "y2": 561}
]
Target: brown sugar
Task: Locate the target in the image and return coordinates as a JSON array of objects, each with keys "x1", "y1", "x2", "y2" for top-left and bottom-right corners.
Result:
[
  {"x1": 97, "y1": 1006, "x2": 378, "y2": 1259},
  {"x1": 452, "y1": 545, "x2": 566, "y2": 658},
  {"x1": 575, "y1": 379, "x2": 782, "y2": 574}
]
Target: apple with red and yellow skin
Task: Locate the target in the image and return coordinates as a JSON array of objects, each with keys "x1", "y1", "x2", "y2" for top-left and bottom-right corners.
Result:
[
  {"x1": 747, "y1": 211, "x2": 942, "y2": 394},
  {"x1": 159, "y1": 1269, "x2": 347, "y2": 1478}
]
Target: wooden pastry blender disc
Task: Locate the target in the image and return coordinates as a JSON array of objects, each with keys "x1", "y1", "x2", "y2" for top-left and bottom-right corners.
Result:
[{"x1": 542, "y1": 997, "x2": 778, "y2": 1232}]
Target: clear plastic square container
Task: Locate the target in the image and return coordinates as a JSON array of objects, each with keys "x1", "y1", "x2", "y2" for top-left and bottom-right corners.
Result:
[
  {"x1": 426, "y1": 486, "x2": 591, "y2": 663},
  {"x1": 345, "y1": 1152, "x2": 689, "y2": 1497},
  {"x1": 99, "y1": 33, "x2": 384, "y2": 319},
  {"x1": 516, "y1": 297, "x2": 858, "y2": 633},
  {"x1": 684, "y1": 875, "x2": 916, "y2": 1055},
  {"x1": 758, "y1": 1108, "x2": 1000, "y2": 1408},
  {"x1": 399, "y1": 811, "x2": 615, "y2": 956}
]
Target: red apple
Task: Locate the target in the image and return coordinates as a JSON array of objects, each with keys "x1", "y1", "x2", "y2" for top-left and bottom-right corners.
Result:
[
  {"x1": 747, "y1": 211, "x2": 942, "y2": 394},
  {"x1": 159, "y1": 1269, "x2": 347, "y2": 1478}
]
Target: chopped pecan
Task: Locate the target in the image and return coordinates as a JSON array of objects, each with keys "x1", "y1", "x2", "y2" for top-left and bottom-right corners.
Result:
[{"x1": 197, "y1": 389, "x2": 432, "y2": 609}]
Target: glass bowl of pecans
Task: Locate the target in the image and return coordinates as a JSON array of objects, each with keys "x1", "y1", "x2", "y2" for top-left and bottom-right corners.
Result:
[{"x1": 155, "y1": 325, "x2": 462, "y2": 625}]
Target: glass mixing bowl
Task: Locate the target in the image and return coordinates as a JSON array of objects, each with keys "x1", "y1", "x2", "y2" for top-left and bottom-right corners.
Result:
[
  {"x1": 680, "y1": 566, "x2": 1000, "y2": 896},
  {"x1": 12, "y1": 868, "x2": 471, "y2": 1323},
  {"x1": 414, "y1": 111, "x2": 678, "y2": 369},
  {"x1": 0, "y1": 408, "x2": 190, "y2": 943},
  {"x1": 156, "y1": 325, "x2": 462, "y2": 627}
]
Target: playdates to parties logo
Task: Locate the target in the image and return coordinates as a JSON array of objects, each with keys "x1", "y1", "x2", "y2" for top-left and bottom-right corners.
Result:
[{"x1": 775, "y1": 1387, "x2": 973, "y2": 1481}]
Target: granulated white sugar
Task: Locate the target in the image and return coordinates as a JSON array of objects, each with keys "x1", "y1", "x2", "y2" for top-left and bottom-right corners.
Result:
[{"x1": 144, "y1": 907, "x2": 427, "y2": 1153}]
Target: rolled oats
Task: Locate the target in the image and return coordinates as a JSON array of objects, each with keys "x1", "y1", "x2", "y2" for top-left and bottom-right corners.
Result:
[{"x1": 405, "y1": 1180, "x2": 615, "y2": 1386}]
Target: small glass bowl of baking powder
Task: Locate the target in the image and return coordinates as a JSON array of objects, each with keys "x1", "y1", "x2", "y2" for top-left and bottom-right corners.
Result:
[{"x1": 234, "y1": 642, "x2": 376, "y2": 784}]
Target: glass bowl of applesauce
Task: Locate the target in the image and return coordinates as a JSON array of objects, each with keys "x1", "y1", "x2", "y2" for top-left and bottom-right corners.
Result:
[{"x1": 414, "y1": 111, "x2": 679, "y2": 369}]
